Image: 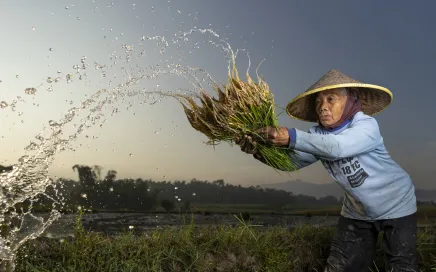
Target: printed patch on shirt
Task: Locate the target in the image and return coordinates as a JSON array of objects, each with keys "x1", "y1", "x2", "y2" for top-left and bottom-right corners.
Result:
[
  {"x1": 346, "y1": 168, "x2": 369, "y2": 188},
  {"x1": 322, "y1": 157, "x2": 369, "y2": 188}
]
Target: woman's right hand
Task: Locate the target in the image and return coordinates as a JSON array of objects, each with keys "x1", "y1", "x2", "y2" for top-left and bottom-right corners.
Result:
[{"x1": 234, "y1": 135, "x2": 267, "y2": 163}]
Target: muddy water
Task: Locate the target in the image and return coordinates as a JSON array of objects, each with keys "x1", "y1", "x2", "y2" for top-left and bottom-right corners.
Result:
[{"x1": 29, "y1": 212, "x2": 340, "y2": 238}]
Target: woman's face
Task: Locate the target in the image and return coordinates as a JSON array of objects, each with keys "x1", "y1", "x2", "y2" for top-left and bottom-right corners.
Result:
[{"x1": 315, "y1": 88, "x2": 348, "y2": 127}]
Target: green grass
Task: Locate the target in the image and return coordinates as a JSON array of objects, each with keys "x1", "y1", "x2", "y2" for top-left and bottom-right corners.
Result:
[
  {"x1": 417, "y1": 204, "x2": 436, "y2": 217},
  {"x1": 9, "y1": 211, "x2": 436, "y2": 272}
]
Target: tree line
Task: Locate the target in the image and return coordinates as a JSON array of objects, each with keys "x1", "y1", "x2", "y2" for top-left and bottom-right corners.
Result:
[{"x1": 4, "y1": 164, "x2": 343, "y2": 213}]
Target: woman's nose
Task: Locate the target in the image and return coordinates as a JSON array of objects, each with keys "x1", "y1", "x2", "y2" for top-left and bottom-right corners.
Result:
[{"x1": 318, "y1": 100, "x2": 328, "y2": 112}]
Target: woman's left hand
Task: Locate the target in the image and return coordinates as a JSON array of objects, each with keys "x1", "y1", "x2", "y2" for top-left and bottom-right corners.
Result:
[{"x1": 255, "y1": 126, "x2": 290, "y2": 147}]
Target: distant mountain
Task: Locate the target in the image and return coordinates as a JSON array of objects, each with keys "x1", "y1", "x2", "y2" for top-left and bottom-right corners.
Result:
[
  {"x1": 259, "y1": 180, "x2": 342, "y2": 199},
  {"x1": 259, "y1": 180, "x2": 436, "y2": 202}
]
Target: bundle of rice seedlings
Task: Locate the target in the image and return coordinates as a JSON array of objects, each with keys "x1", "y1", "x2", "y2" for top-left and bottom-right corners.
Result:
[{"x1": 167, "y1": 57, "x2": 298, "y2": 172}]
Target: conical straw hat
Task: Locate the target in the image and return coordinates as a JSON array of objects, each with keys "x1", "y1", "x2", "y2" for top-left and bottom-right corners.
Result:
[{"x1": 286, "y1": 69, "x2": 393, "y2": 122}]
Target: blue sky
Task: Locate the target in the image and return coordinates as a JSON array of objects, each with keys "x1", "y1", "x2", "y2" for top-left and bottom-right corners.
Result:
[{"x1": 0, "y1": 0, "x2": 435, "y2": 189}]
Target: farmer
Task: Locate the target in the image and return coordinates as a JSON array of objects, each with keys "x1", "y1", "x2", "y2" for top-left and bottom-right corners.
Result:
[{"x1": 235, "y1": 69, "x2": 418, "y2": 272}]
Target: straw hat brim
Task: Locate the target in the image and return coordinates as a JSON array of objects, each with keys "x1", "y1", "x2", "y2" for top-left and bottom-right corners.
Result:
[{"x1": 286, "y1": 83, "x2": 393, "y2": 122}]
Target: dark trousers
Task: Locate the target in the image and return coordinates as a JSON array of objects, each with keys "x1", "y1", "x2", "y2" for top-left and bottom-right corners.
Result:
[{"x1": 324, "y1": 212, "x2": 419, "y2": 272}]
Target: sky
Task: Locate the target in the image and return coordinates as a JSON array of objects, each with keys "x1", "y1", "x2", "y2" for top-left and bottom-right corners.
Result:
[{"x1": 0, "y1": 0, "x2": 435, "y2": 190}]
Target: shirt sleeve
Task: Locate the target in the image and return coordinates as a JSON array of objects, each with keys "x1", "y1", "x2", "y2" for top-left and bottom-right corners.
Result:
[
  {"x1": 287, "y1": 128, "x2": 319, "y2": 169},
  {"x1": 289, "y1": 150, "x2": 319, "y2": 169},
  {"x1": 291, "y1": 116, "x2": 383, "y2": 160}
]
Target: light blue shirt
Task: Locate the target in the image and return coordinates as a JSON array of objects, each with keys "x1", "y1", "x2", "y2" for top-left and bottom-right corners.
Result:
[{"x1": 286, "y1": 111, "x2": 417, "y2": 221}]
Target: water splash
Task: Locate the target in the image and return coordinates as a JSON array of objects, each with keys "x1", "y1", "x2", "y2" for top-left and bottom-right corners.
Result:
[{"x1": 0, "y1": 5, "x2": 252, "y2": 270}]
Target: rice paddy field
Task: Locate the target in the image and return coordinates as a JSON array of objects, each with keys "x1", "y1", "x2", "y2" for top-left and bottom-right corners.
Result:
[
  {"x1": 191, "y1": 203, "x2": 436, "y2": 218},
  {"x1": 4, "y1": 206, "x2": 436, "y2": 272}
]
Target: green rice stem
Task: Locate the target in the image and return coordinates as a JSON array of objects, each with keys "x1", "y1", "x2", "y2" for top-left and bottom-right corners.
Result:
[{"x1": 161, "y1": 57, "x2": 299, "y2": 173}]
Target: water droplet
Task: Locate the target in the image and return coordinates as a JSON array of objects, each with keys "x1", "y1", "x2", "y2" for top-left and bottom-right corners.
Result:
[
  {"x1": 109, "y1": 187, "x2": 114, "y2": 192},
  {"x1": 24, "y1": 87, "x2": 37, "y2": 95},
  {"x1": 163, "y1": 175, "x2": 166, "y2": 178},
  {"x1": 25, "y1": 142, "x2": 38, "y2": 151},
  {"x1": 129, "y1": 153, "x2": 133, "y2": 157},
  {"x1": 174, "y1": 187, "x2": 178, "y2": 190},
  {"x1": 47, "y1": 87, "x2": 53, "y2": 92},
  {"x1": 21, "y1": 120, "x2": 24, "y2": 123},
  {"x1": 48, "y1": 120, "x2": 61, "y2": 127},
  {"x1": 16, "y1": 75, "x2": 19, "y2": 78},
  {"x1": 80, "y1": 193, "x2": 87, "y2": 198},
  {"x1": 66, "y1": 74, "x2": 72, "y2": 83},
  {"x1": 49, "y1": 48, "x2": 54, "y2": 51},
  {"x1": 47, "y1": 77, "x2": 54, "y2": 83},
  {"x1": 154, "y1": 131, "x2": 159, "y2": 135},
  {"x1": 129, "y1": 225, "x2": 134, "y2": 229},
  {"x1": 0, "y1": 101, "x2": 9, "y2": 108},
  {"x1": 192, "y1": 192, "x2": 196, "y2": 196}
]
